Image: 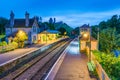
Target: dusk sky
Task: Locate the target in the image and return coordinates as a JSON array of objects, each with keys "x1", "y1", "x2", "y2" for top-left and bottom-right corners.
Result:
[{"x1": 1, "y1": 0, "x2": 120, "y2": 28}]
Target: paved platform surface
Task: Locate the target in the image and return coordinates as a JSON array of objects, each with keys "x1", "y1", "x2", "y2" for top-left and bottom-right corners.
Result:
[
  {"x1": 0, "y1": 44, "x2": 43, "y2": 65},
  {"x1": 0, "y1": 38, "x2": 64, "y2": 65},
  {"x1": 55, "y1": 39, "x2": 92, "y2": 80}
]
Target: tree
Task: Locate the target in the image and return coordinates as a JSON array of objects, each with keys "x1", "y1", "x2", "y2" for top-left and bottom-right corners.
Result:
[
  {"x1": 99, "y1": 28, "x2": 120, "y2": 53},
  {"x1": 58, "y1": 27, "x2": 66, "y2": 35},
  {"x1": 14, "y1": 30, "x2": 28, "y2": 48},
  {"x1": 44, "y1": 21, "x2": 55, "y2": 30},
  {"x1": 91, "y1": 25, "x2": 99, "y2": 39},
  {"x1": 0, "y1": 41, "x2": 7, "y2": 46},
  {"x1": 53, "y1": 18, "x2": 56, "y2": 23},
  {"x1": 0, "y1": 17, "x2": 8, "y2": 34},
  {"x1": 99, "y1": 21, "x2": 107, "y2": 30},
  {"x1": 39, "y1": 17, "x2": 42, "y2": 23},
  {"x1": 91, "y1": 14, "x2": 120, "y2": 53},
  {"x1": 73, "y1": 27, "x2": 79, "y2": 35},
  {"x1": 109, "y1": 15, "x2": 118, "y2": 28},
  {"x1": 49, "y1": 18, "x2": 53, "y2": 24},
  {"x1": 11, "y1": 41, "x2": 18, "y2": 49}
]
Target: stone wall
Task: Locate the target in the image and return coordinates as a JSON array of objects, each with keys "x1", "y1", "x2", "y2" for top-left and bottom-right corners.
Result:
[{"x1": 80, "y1": 40, "x2": 98, "y2": 52}]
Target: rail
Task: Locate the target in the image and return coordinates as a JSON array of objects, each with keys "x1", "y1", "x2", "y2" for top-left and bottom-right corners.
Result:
[
  {"x1": 0, "y1": 39, "x2": 70, "y2": 79},
  {"x1": 0, "y1": 38, "x2": 69, "y2": 79}
]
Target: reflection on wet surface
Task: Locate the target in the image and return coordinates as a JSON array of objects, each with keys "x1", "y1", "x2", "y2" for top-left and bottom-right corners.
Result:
[
  {"x1": 67, "y1": 40, "x2": 80, "y2": 55},
  {"x1": 55, "y1": 39, "x2": 91, "y2": 80}
]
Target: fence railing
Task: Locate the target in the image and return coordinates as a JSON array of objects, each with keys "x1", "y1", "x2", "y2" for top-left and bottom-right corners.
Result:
[{"x1": 86, "y1": 47, "x2": 110, "y2": 80}]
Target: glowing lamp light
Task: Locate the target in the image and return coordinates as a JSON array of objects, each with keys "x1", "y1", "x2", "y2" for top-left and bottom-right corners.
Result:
[
  {"x1": 18, "y1": 30, "x2": 24, "y2": 35},
  {"x1": 83, "y1": 33, "x2": 88, "y2": 38},
  {"x1": 19, "y1": 30, "x2": 23, "y2": 34},
  {"x1": 17, "y1": 30, "x2": 27, "y2": 39},
  {"x1": 64, "y1": 32, "x2": 67, "y2": 35}
]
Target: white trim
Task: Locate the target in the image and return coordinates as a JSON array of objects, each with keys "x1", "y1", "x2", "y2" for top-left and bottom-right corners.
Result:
[{"x1": 0, "y1": 42, "x2": 52, "y2": 67}]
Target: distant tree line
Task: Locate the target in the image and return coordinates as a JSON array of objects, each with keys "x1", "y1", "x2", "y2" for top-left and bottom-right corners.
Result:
[
  {"x1": 92, "y1": 15, "x2": 120, "y2": 80},
  {"x1": 91, "y1": 15, "x2": 120, "y2": 53},
  {"x1": 44, "y1": 18, "x2": 73, "y2": 37}
]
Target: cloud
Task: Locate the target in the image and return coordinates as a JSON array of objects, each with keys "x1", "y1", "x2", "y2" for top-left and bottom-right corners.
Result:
[{"x1": 43, "y1": 9, "x2": 120, "y2": 28}]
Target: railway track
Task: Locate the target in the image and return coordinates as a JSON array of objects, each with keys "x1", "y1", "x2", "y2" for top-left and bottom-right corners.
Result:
[
  {"x1": 31, "y1": 41, "x2": 69, "y2": 80},
  {"x1": 0, "y1": 39, "x2": 70, "y2": 80}
]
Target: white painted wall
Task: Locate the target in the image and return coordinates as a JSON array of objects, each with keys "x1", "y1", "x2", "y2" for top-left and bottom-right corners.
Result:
[{"x1": 12, "y1": 28, "x2": 31, "y2": 34}]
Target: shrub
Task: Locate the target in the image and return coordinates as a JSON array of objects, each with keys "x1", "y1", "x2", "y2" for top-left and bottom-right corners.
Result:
[
  {"x1": 11, "y1": 41, "x2": 18, "y2": 49},
  {"x1": 93, "y1": 50, "x2": 120, "y2": 80},
  {"x1": 0, "y1": 42, "x2": 2, "y2": 46},
  {"x1": 0, "y1": 41, "x2": 18, "y2": 53},
  {"x1": 0, "y1": 41, "x2": 7, "y2": 46},
  {"x1": 2, "y1": 41, "x2": 7, "y2": 46}
]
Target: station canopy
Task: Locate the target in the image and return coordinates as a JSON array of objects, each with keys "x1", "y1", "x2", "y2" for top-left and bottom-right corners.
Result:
[{"x1": 40, "y1": 30, "x2": 60, "y2": 34}]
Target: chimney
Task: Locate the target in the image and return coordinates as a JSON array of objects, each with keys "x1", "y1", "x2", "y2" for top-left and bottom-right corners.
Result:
[
  {"x1": 25, "y1": 11, "x2": 29, "y2": 27},
  {"x1": 54, "y1": 18, "x2": 56, "y2": 23},
  {"x1": 10, "y1": 11, "x2": 14, "y2": 27},
  {"x1": 34, "y1": 16, "x2": 39, "y2": 22},
  {"x1": 39, "y1": 17, "x2": 42, "y2": 23}
]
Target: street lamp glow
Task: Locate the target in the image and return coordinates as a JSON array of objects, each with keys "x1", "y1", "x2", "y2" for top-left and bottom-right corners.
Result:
[
  {"x1": 18, "y1": 30, "x2": 25, "y2": 37},
  {"x1": 19, "y1": 30, "x2": 23, "y2": 34},
  {"x1": 83, "y1": 33, "x2": 88, "y2": 38}
]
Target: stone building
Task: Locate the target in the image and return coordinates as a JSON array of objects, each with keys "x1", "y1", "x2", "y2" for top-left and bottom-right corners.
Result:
[
  {"x1": 80, "y1": 24, "x2": 98, "y2": 51},
  {"x1": 5, "y1": 11, "x2": 59, "y2": 44}
]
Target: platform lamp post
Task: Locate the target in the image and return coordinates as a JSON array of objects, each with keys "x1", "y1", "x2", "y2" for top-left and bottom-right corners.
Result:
[
  {"x1": 88, "y1": 27, "x2": 92, "y2": 62},
  {"x1": 83, "y1": 33, "x2": 91, "y2": 62},
  {"x1": 64, "y1": 32, "x2": 67, "y2": 38},
  {"x1": 45, "y1": 31, "x2": 47, "y2": 44},
  {"x1": 79, "y1": 27, "x2": 81, "y2": 52},
  {"x1": 89, "y1": 32, "x2": 91, "y2": 62},
  {"x1": 97, "y1": 27, "x2": 99, "y2": 50}
]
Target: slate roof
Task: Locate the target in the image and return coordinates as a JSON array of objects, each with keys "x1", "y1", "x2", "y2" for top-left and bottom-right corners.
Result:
[
  {"x1": 47, "y1": 30, "x2": 60, "y2": 34},
  {"x1": 40, "y1": 30, "x2": 60, "y2": 34},
  {"x1": 6, "y1": 19, "x2": 34, "y2": 28},
  {"x1": 80, "y1": 24, "x2": 90, "y2": 28}
]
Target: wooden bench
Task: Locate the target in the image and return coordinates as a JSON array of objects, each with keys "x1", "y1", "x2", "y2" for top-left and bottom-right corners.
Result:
[
  {"x1": 87, "y1": 61, "x2": 96, "y2": 77},
  {"x1": 87, "y1": 61, "x2": 96, "y2": 71}
]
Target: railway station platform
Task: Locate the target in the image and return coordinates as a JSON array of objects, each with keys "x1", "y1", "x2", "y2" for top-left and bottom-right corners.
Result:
[{"x1": 46, "y1": 39, "x2": 93, "y2": 80}]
